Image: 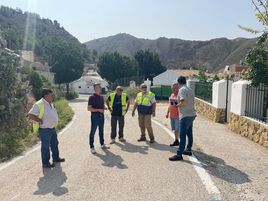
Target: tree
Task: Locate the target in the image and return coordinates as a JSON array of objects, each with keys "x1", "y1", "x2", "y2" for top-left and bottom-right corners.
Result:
[
  {"x1": 29, "y1": 71, "x2": 43, "y2": 100},
  {"x1": 97, "y1": 52, "x2": 137, "y2": 83},
  {"x1": 50, "y1": 42, "x2": 84, "y2": 94},
  {"x1": 134, "y1": 49, "x2": 166, "y2": 80},
  {"x1": 196, "y1": 65, "x2": 208, "y2": 82},
  {"x1": 213, "y1": 74, "x2": 220, "y2": 82},
  {"x1": 0, "y1": 45, "x2": 30, "y2": 159},
  {"x1": 239, "y1": 0, "x2": 268, "y2": 34},
  {"x1": 244, "y1": 34, "x2": 268, "y2": 87},
  {"x1": 240, "y1": 0, "x2": 268, "y2": 87},
  {"x1": 92, "y1": 49, "x2": 98, "y2": 63}
]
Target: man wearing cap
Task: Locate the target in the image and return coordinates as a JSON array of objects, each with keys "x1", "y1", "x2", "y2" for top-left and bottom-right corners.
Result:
[
  {"x1": 88, "y1": 83, "x2": 110, "y2": 154},
  {"x1": 106, "y1": 86, "x2": 130, "y2": 144},
  {"x1": 169, "y1": 76, "x2": 196, "y2": 161},
  {"x1": 132, "y1": 83, "x2": 156, "y2": 143},
  {"x1": 28, "y1": 88, "x2": 65, "y2": 168}
]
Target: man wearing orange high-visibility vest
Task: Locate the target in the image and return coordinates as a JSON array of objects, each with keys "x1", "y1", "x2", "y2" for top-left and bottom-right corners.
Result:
[{"x1": 28, "y1": 88, "x2": 65, "y2": 168}]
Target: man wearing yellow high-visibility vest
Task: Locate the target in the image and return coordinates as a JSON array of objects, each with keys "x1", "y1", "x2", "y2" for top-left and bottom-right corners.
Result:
[
  {"x1": 28, "y1": 88, "x2": 65, "y2": 168},
  {"x1": 106, "y1": 86, "x2": 130, "y2": 144},
  {"x1": 132, "y1": 83, "x2": 156, "y2": 143}
]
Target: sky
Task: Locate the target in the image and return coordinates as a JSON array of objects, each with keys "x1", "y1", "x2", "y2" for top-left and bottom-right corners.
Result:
[{"x1": 0, "y1": 0, "x2": 264, "y2": 43}]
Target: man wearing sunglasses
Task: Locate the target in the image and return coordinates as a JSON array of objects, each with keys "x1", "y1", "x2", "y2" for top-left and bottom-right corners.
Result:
[{"x1": 132, "y1": 83, "x2": 156, "y2": 143}]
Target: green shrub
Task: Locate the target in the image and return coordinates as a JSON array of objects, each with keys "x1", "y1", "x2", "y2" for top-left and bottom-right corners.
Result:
[
  {"x1": 65, "y1": 91, "x2": 79, "y2": 100},
  {"x1": 0, "y1": 97, "x2": 74, "y2": 162},
  {"x1": 54, "y1": 98, "x2": 74, "y2": 131},
  {"x1": 0, "y1": 48, "x2": 31, "y2": 162}
]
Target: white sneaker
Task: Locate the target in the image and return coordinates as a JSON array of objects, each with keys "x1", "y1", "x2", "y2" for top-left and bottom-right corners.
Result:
[
  {"x1": 119, "y1": 137, "x2": 126, "y2": 142},
  {"x1": 101, "y1": 144, "x2": 110, "y2": 149},
  {"x1": 90, "y1": 147, "x2": 96, "y2": 154},
  {"x1": 110, "y1": 139, "x2": 116, "y2": 144}
]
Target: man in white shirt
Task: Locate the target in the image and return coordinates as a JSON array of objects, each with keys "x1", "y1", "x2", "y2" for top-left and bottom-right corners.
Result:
[{"x1": 28, "y1": 89, "x2": 65, "y2": 168}]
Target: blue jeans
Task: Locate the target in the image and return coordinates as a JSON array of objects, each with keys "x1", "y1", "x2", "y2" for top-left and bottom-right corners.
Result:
[
  {"x1": 170, "y1": 118, "x2": 180, "y2": 132},
  {"x1": 89, "y1": 113, "x2": 104, "y2": 148},
  {"x1": 177, "y1": 116, "x2": 196, "y2": 156},
  {"x1": 39, "y1": 128, "x2": 59, "y2": 165}
]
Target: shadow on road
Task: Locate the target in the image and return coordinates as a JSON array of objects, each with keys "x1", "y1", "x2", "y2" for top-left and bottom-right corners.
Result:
[
  {"x1": 95, "y1": 149, "x2": 128, "y2": 169},
  {"x1": 186, "y1": 151, "x2": 251, "y2": 184},
  {"x1": 145, "y1": 141, "x2": 177, "y2": 154},
  {"x1": 33, "y1": 164, "x2": 68, "y2": 196},
  {"x1": 115, "y1": 141, "x2": 149, "y2": 154}
]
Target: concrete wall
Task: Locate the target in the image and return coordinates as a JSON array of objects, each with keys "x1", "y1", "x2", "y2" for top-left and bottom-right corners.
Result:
[
  {"x1": 212, "y1": 80, "x2": 232, "y2": 108},
  {"x1": 230, "y1": 80, "x2": 251, "y2": 116}
]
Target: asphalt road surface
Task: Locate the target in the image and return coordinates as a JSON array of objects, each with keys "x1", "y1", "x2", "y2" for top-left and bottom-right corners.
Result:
[{"x1": 0, "y1": 95, "x2": 267, "y2": 201}]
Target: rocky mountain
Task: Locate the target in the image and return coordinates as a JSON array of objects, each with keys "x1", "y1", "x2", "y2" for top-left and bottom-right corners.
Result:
[
  {"x1": 85, "y1": 33, "x2": 256, "y2": 72},
  {"x1": 0, "y1": 6, "x2": 92, "y2": 63}
]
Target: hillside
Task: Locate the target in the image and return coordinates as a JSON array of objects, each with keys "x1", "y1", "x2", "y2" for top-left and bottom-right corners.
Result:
[
  {"x1": 0, "y1": 6, "x2": 92, "y2": 63},
  {"x1": 85, "y1": 33, "x2": 256, "y2": 72}
]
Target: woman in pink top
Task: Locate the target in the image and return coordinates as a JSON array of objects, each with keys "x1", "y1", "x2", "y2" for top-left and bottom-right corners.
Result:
[{"x1": 166, "y1": 83, "x2": 180, "y2": 146}]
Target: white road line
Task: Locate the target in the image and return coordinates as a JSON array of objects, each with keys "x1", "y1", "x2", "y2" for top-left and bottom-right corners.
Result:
[
  {"x1": 152, "y1": 119, "x2": 222, "y2": 200},
  {"x1": 0, "y1": 114, "x2": 77, "y2": 172}
]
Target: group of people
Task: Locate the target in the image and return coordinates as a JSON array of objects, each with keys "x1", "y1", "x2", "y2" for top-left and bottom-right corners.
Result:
[{"x1": 28, "y1": 75, "x2": 196, "y2": 168}]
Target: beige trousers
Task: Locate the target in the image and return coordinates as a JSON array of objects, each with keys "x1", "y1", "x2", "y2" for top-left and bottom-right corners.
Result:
[{"x1": 138, "y1": 114, "x2": 154, "y2": 140}]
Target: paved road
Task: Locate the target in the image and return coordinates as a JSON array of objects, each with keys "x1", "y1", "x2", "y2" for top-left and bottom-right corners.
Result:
[{"x1": 0, "y1": 95, "x2": 267, "y2": 201}]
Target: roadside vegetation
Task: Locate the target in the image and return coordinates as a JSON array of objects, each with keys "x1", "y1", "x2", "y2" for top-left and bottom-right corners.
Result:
[{"x1": 0, "y1": 36, "x2": 75, "y2": 162}]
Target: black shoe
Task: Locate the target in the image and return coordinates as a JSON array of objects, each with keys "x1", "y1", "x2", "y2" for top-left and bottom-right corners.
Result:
[
  {"x1": 137, "y1": 137, "x2": 146, "y2": 142},
  {"x1": 169, "y1": 155, "x2": 183, "y2": 161},
  {"x1": 182, "y1": 150, "x2": 192, "y2": 156},
  {"x1": 149, "y1": 139, "x2": 155, "y2": 143},
  {"x1": 170, "y1": 140, "x2": 179, "y2": 147},
  {"x1": 53, "y1": 158, "x2": 65, "y2": 163},
  {"x1": 42, "y1": 163, "x2": 55, "y2": 168}
]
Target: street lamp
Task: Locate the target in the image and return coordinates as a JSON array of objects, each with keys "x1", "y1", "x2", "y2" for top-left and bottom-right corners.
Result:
[{"x1": 224, "y1": 65, "x2": 231, "y2": 123}]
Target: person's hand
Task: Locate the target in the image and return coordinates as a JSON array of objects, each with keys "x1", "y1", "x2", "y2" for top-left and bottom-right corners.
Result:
[
  {"x1": 132, "y1": 111, "x2": 135, "y2": 117},
  {"x1": 152, "y1": 111, "x2": 156, "y2": 117},
  {"x1": 98, "y1": 109, "x2": 104, "y2": 113},
  {"x1": 38, "y1": 119, "x2": 43, "y2": 125},
  {"x1": 165, "y1": 114, "x2": 169, "y2": 119}
]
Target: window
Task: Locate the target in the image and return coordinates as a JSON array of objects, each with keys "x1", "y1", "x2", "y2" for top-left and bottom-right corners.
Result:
[{"x1": 78, "y1": 86, "x2": 81, "y2": 88}]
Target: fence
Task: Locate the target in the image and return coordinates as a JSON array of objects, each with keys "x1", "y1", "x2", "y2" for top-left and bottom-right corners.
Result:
[
  {"x1": 245, "y1": 84, "x2": 268, "y2": 123},
  {"x1": 195, "y1": 82, "x2": 213, "y2": 103},
  {"x1": 150, "y1": 85, "x2": 172, "y2": 99}
]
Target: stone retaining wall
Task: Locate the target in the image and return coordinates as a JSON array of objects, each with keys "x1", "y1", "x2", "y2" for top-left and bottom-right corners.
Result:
[
  {"x1": 228, "y1": 112, "x2": 268, "y2": 148},
  {"x1": 195, "y1": 98, "x2": 225, "y2": 123}
]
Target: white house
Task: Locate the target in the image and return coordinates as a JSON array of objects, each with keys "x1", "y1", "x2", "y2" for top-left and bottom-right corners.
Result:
[
  {"x1": 153, "y1": 69, "x2": 200, "y2": 86},
  {"x1": 70, "y1": 71, "x2": 108, "y2": 94}
]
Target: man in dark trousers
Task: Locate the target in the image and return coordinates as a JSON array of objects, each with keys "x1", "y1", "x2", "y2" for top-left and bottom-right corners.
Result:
[
  {"x1": 106, "y1": 86, "x2": 130, "y2": 144},
  {"x1": 88, "y1": 83, "x2": 110, "y2": 154},
  {"x1": 28, "y1": 88, "x2": 65, "y2": 168},
  {"x1": 169, "y1": 76, "x2": 196, "y2": 161}
]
